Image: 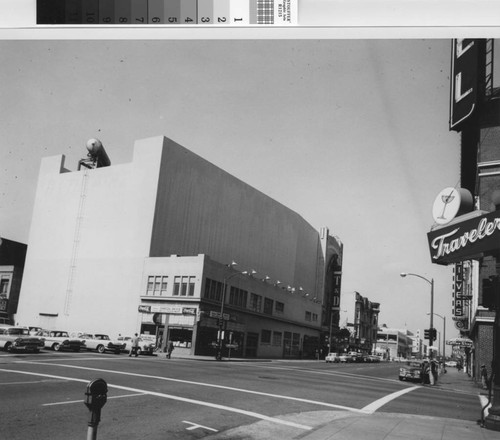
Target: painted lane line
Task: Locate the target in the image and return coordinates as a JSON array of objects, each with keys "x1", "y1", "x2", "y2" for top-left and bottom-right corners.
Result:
[
  {"x1": 43, "y1": 393, "x2": 147, "y2": 406},
  {"x1": 0, "y1": 379, "x2": 66, "y2": 385},
  {"x1": 361, "y1": 386, "x2": 420, "y2": 414},
  {"x1": 182, "y1": 421, "x2": 218, "y2": 432},
  {"x1": 0, "y1": 368, "x2": 313, "y2": 431},
  {"x1": 18, "y1": 361, "x2": 365, "y2": 414}
]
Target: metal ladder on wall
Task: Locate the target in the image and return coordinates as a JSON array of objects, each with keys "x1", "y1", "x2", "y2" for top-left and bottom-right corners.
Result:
[{"x1": 64, "y1": 169, "x2": 89, "y2": 316}]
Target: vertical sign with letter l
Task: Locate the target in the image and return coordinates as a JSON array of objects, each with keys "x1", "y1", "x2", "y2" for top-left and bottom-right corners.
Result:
[{"x1": 449, "y1": 39, "x2": 481, "y2": 132}]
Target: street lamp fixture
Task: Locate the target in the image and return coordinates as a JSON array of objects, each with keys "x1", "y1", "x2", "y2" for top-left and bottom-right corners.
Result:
[{"x1": 400, "y1": 272, "x2": 434, "y2": 359}]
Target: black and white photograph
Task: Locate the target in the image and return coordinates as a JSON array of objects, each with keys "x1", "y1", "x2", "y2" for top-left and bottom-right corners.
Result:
[{"x1": 1, "y1": 1, "x2": 500, "y2": 439}]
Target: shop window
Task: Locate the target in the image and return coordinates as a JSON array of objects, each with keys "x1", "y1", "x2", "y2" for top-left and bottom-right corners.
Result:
[
  {"x1": 261, "y1": 329, "x2": 271, "y2": 344},
  {"x1": 249, "y1": 293, "x2": 262, "y2": 312},
  {"x1": 229, "y1": 286, "x2": 248, "y2": 308},
  {"x1": 275, "y1": 301, "x2": 284, "y2": 315},
  {"x1": 263, "y1": 298, "x2": 273, "y2": 315},
  {"x1": 272, "y1": 331, "x2": 282, "y2": 346}
]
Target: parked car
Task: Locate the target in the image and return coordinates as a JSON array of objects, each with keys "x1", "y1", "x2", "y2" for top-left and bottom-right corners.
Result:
[
  {"x1": 80, "y1": 333, "x2": 125, "y2": 354},
  {"x1": 368, "y1": 355, "x2": 381, "y2": 363},
  {"x1": 339, "y1": 354, "x2": 350, "y2": 363},
  {"x1": 347, "y1": 352, "x2": 363, "y2": 362},
  {"x1": 36, "y1": 330, "x2": 85, "y2": 352},
  {"x1": 325, "y1": 352, "x2": 341, "y2": 363},
  {"x1": 399, "y1": 360, "x2": 423, "y2": 382},
  {"x1": 117, "y1": 334, "x2": 156, "y2": 356},
  {"x1": 0, "y1": 326, "x2": 45, "y2": 353}
]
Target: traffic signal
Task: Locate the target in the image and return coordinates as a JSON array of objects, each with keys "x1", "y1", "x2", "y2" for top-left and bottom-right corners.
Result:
[
  {"x1": 424, "y1": 329, "x2": 430, "y2": 339},
  {"x1": 430, "y1": 328, "x2": 437, "y2": 342}
]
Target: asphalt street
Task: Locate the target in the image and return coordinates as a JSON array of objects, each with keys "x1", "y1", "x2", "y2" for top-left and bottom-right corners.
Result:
[{"x1": 0, "y1": 351, "x2": 488, "y2": 439}]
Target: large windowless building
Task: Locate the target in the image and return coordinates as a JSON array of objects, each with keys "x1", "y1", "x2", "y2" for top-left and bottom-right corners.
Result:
[{"x1": 16, "y1": 136, "x2": 342, "y2": 358}]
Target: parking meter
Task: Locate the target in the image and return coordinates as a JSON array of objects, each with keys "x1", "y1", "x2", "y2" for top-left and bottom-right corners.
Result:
[{"x1": 84, "y1": 378, "x2": 108, "y2": 437}]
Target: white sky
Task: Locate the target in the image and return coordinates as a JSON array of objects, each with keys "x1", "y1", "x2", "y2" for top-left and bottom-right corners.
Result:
[{"x1": 0, "y1": 34, "x2": 493, "y2": 341}]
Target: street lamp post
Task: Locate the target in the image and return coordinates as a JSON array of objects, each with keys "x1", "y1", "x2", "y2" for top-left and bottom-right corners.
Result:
[
  {"x1": 400, "y1": 272, "x2": 434, "y2": 359},
  {"x1": 216, "y1": 265, "x2": 254, "y2": 361},
  {"x1": 428, "y1": 312, "x2": 446, "y2": 363}
]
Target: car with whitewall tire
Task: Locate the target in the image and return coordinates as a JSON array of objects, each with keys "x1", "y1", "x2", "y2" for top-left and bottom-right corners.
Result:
[
  {"x1": 36, "y1": 330, "x2": 85, "y2": 352},
  {"x1": 0, "y1": 326, "x2": 45, "y2": 353},
  {"x1": 79, "y1": 333, "x2": 125, "y2": 354}
]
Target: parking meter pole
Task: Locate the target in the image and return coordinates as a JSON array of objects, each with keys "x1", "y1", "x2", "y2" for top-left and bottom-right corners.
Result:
[
  {"x1": 84, "y1": 379, "x2": 108, "y2": 440},
  {"x1": 87, "y1": 409, "x2": 101, "y2": 440}
]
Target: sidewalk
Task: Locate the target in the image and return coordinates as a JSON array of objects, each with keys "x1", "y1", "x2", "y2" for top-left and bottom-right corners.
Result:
[{"x1": 299, "y1": 368, "x2": 500, "y2": 440}]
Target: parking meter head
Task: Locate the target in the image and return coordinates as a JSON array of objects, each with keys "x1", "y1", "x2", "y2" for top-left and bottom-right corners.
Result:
[{"x1": 84, "y1": 378, "x2": 108, "y2": 411}]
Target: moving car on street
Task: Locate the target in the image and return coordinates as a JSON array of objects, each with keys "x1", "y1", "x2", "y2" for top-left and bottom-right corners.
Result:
[
  {"x1": 80, "y1": 333, "x2": 125, "y2": 354},
  {"x1": 399, "y1": 360, "x2": 423, "y2": 382},
  {"x1": 36, "y1": 329, "x2": 85, "y2": 352},
  {"x1": 0, "y1": 326, "x2": 45, "y2": 353}
]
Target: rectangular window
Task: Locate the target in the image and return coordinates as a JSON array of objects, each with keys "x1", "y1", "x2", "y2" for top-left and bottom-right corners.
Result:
[
  {"x1": 204, "y1": 279, "x2": 223, "y2": 302},
  {"x1": 275, "y1": 301, "x2": 284, "y2": 314},
  {"x1": 160, "y1": 276, "x2": 168, "y2": 296},
  {"x1": 154, "y1": 276, "x2": 161, "y2": 295},
  {"x1": 305, "y1": 311, "x2": 312, "y2": 321},
  {"x1": 312, "y1": 313, "x2": 318, "y2": 322},
  {"x1": 261, "y1": 329, "x2": 271, "y2": 344},
  {"x1": 188, "y1": 276, "x2": 195, "y2": 296},
  {"x1": 228, "y1": 286, "x2": 248, "y2": 308},
  {"x1": 249, "y1": 293, "x2": 262, "y2": 312},
  {"x1": 173, "y1": 276, "x2": 181, "y2": 296},
  {"x1": 272, "y1": 331, "x2": 282, "y2": 346},
  {"x1": 263, "y1": 298, "x2": 273, "y2": 315},
  {"x1": 181, "y1": 277, "x2": 188, "y2": 296},
  {"x1": 147, "y1": 276, "x2": 154, "y2": 294}
]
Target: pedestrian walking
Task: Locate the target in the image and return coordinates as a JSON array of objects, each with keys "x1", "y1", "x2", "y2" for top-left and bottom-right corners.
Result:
[
  {"x1": 129, "y1": 333, "x2": 140, "y2": 357},
  {"x1": 166, "y1": 340, "x2": 174, "y2": 359},
  {"x1": 481, "y1": 364, "x2": 489, "y2": 389}
]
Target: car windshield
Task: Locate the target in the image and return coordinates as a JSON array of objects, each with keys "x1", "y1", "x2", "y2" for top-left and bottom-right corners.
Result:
[{"x1": 407, "y1": 361, "x2": 422, "y2": 367}]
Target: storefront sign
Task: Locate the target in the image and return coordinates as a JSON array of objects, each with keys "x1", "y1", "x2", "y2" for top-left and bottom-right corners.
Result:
[
  {"x1": 453, "y1": 262, "x2": 465, "y2": 318},
  {"x1": 427, "y1": 210, "x2": 500, "y2": 265},
  {"x1": 432, "y1": 187, "x2": 473, "y2": 225},
  {"x1": 139, "y1": 305, "x2": 191, "y2": 315},
  {"x1": 450, "y1": 39, "x2": 479, "y2": 131},
  {"x1": 332, "y1": 270, "x2": 342, "y2": 310},
  {"x1": 446, "y1": 337, "x2": 473, "y2": 348}
]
